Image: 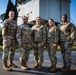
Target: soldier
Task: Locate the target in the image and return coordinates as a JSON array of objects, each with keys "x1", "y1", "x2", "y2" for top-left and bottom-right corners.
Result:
[
  {"x1": 31, "y1": 17, "x2": 46, "y2": 69},
  {"x1": 58, "y1": 14, "x2": 75, "y2": 71},
  {"x1": 47, "y1": 19, "x2": 59, "y2": 72},
  {"x1": 2, "y1": 10, "x2": 17, "y2": 71},
  {"x1": 16, "y1": 16, "x2": 31, "y2": 70}
]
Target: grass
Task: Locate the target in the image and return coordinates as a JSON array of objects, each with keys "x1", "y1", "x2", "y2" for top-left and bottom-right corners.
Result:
[
  {"x1": 57, "y1": 45, "x2": 76, "y2": 51},
  {"x1": 0, "y1": 45, "x2": 76, "y2": 52},
  {"x1": 0, "y1": 46, "x2": 3, "y2": 52}
]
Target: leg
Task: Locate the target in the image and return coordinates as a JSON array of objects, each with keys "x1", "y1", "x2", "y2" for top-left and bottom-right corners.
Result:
[
  {"x1": 20, "y1": 47, "x2": 27, "y2": 70},
  {"x1": 24, "y1": 45, "x2": 30, "y2": 68},
  {"x1": 20, "y1": 44, "x2": 30, "y2": 70},
  {"x1": 50, "y1": 44, "x2": 57, "y2": 72},
  {"x1": 61, "y1": 42, "x2": 72, "y2": 71},
  {"x1": 38, "y1": 43, "x2": 43, "y2": 69},
  {"x1": 62, "y1": 42, "x2": 72, "y2": 71},
  {"x1": 8, "y1": 40, "x2": 17, "y2": 68},
  {"x1": 33, "y1": 43, "x2": 39, "y2": 68},
  {"x1": 65, "y1": 47, "x2": 72, "y2": 67},
  {"x1": 60, "y1": 43, "x2": 66, "y2": 68},
  {"x1": 2, "y1": 39, "x2": 12, "y2": 71},
  {"x1": 47, "y1": 44, "x2": 53, "y2": 70}
]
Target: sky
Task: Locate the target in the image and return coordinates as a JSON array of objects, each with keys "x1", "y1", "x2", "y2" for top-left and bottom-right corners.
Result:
[
  {"x1": 0, "y1": 0, "x2": 76, "y2": 26},
  {"x1": 70, "y1": 0, "x2": 76, "y2": 26}
]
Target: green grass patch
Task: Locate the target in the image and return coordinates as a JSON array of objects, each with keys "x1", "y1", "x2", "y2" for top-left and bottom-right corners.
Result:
[
  {"x1": 0, "y1": 45, "x2": 76, "y2": 52},
  {"x1": 57, "y1": 45, "x2": 76, "y2": 51},
  {"x1": 0, "y1": 46, "x2": 3, "y2": 52}
]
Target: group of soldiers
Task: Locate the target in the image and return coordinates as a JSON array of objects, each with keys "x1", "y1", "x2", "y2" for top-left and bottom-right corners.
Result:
[{"x1": 2, "y1": 10, "x2": 76, "y2": 72}]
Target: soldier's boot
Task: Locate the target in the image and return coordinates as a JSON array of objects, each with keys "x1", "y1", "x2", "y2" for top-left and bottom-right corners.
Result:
[
  {"x1": 34, "y1": 62, "x2": 39, "y2": 68},
  {"x1": 21, "y1": 62, "x2": 28, "y2": 70},
  {"x1": 47, "y1": 65, "x2": 53, "y2": 70},
  {"x1": 21, "y1": 65, "x2": 28, "y2": 70},
  {"x1": 61, "y1": 66, "x2": 70, "y2": 72},
  {"x1": 50, "y1": 64, "x2": 56, "y2": 72},
  {"x1": 38, "y1": 63, "x2": 42, "y2": 70},
  {"x1": 3, "y1": 60, "x2": 12, "y2": 71},
  {"x1": 8, "y1": 59, "x2": 18, "y2": 68},
  {"x1": 61, "y1": 65, "x2": 66, "y2": 70}
]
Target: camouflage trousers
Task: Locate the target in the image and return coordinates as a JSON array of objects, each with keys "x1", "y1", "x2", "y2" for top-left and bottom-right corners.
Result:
[
  {"x1": 20, "y1": 43, "x2": 30, "y2": 64},
  {"x1": 47, "y1": 43, "x2": 57, "y2": 65},
  {"x1": 33, "y1": 42, "x2": 43, "y2": 64},
  {"x1": 2, "y1": 38, "x2": 16, "y2": 61},
  {"x1": 60, "y1": 42, "x2": 72, "y2": 67}
]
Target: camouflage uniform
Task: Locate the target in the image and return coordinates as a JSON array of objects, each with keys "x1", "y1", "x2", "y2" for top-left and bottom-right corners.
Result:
[
  {"x1": 58, "y1": 22, "x2": 75, "y2": 67},
  {"x1": 31, "y1": 25, "x2": 46, "y2": 68},
  {"x1": 47, "y1": 25, "x2": 59, "y2": 65},
  {"x1": 17, "y1": 24, "x2": 31, "y2": 67},
  {"x1": 2, "y1": 19, "x2": 17, "y2": 62}
]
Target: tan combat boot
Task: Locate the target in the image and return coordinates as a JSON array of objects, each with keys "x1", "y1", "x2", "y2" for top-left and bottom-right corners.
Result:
[
  {"x1": 21, "y1": 62, "x2": 28, "y2": 70},
  {"x1": 47, "y1": 65, "x2": 53, "y2": 70},
  {"x1": 21, "y1": 66, "x2": 28, "y2": 70},
  {"x1": 3, "y1": 61, "x2": 12, "y2": 71},
  {"x1": 50, "y1": 64, "x2": 56, "y2": 72},
  {"x1": 8, "y1": 59, "x2": 18, "y2": 68},
  {"x1": 61, "y1": 66, "x2": 70, "y2": 72},
  {"x1": 61, "y1": 65, "x2": 66, "y2": 71},
  {"x1": 38, "y1": 63, "x2": 42, "y2": 70},
  {"x1": 34, "y1": 62, "x2": 39, "y2": 68}
]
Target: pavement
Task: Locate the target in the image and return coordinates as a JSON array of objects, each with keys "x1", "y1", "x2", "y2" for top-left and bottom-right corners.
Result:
[{"x1": 0, "y1": 51, "x2": 76, "y2": 75}]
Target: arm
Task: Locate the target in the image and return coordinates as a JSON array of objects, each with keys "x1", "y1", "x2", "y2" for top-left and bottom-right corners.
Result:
[
  {"x1": 42, "y1": 27, "x2": 46, "y2": 46},
  {"x1": 31, "y1": 28, "x2": 36, "y2": 48},
  {"x1": 53, "y1": 27, "x2": 59, "y2": 48},
  {"x1": 16, "y1": 26, "x2": 22, "y2": 47},
  {"x1": 54, "y1": 27, "x2": 59, "y2": 44},
  {"x1": 69, "y1": 23, "x2": 75, "y2": 44},
  {"x1": 2, "y1": 20, "x2": 8, "y2": 39}
]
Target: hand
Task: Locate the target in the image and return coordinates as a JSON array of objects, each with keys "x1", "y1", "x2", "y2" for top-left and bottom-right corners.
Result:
[
  {"x1": 3, "y1": 39, "x2": 8, "y2": 44},
  {"x1": 41, "y1": 42, "x2": 45, "y2": 48},
  {"x1": 31, "y1": 43, "x2": 36, "y2": 49},
  {"x1": 68, "y1": 43, "x2": 73, "y2": 47},
  {"x1": 31, "y1": 43, "x2": 34, "y2": 48},
  {"x1": 53, "y1": 44, "x2": 57, "y2": 49}
]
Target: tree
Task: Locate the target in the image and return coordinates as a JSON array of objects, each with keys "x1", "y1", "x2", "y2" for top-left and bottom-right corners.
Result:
[
  {"x1": 4, "y1": 0, "x2": 18, "y2": 21},
  {"x1": 0, "y1": 13, "x2": 5, "y2": 21}
]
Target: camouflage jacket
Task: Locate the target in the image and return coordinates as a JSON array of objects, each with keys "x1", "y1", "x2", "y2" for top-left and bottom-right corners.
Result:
[
  {"x1": 47, "y1": 25, "x2": 59, "y2": 44},
  {"x1": 2, "y1": 19, "x2": 17, "y2": 40},
  {"x1": 58, "y1": 22, "x2": 75, "y2": 43},
  {"x1": 31, "y1": 25, "x2": 46, "y2": 43},
  {"x1": 16, "y1": 24, "x2": 32, "y2": 46}
]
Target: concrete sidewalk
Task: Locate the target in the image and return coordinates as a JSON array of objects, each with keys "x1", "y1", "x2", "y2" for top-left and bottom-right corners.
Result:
[{"x1": 0, "y1": 51, "x2": 76, "y2": 75}]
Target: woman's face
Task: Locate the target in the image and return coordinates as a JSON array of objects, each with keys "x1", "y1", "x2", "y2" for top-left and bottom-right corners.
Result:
[
  {"x1": 48, "y1": 20, "x2": 54, "y2": 26},
  {"x1": 36, "y1": 17, "x2": 41, "y2": 24}
]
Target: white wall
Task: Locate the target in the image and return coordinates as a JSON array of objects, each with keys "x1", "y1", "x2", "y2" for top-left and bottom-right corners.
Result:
[
  {"x1": 17, "y1": 0, "x2": 40, "y2": 25},
  {"x1": 17, "y1": 0, "x2": 70, "y2": 25},
  {"x1": 40, "y1": 0, "x2": 61, "y2": 22}
]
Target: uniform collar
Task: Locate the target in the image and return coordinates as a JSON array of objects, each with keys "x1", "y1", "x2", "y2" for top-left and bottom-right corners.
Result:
[
  {"x1": 49, "y1": 24, "x2": 55, "y2": 28},
  {"x1": 23, "y1": 23, "x2": 28, "y2": 26},
  {"x1": 8, "y1": 18, "x2": 14, "y2": 21},
  {"x1": 60, "y1": 22, "x2": 68, "y2": 25},
  {"x1": 35, "y1": 24, "x2": 42, "y2": 28}
]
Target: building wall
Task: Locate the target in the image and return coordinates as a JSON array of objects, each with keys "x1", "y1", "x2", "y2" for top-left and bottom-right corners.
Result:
[
  {"x1": 39, "y1": 0, "x2": 61, "y2": 22},
  {"x1": 17, "y1": 0, "x2": 70, "y2": 25},
  {"x1": 60, "y1": 0, "x2": 70, "y2": 21},
  {"x1": 17, "y1": 0, "x2": 40, "y2": 25}
]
